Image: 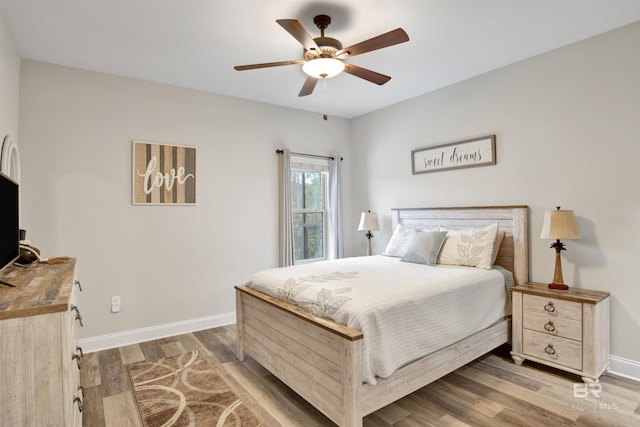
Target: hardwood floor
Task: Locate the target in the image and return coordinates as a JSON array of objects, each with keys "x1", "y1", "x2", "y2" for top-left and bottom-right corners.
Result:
[{"x1": 81, "y1": 325, "x2": 640, "y2": 426}]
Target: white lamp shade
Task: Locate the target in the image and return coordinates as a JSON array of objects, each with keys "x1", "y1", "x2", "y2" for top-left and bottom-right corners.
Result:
[
  {"x1": 302, "y1": 58, "x2": 345, "y2": 79},
  {"x1": 540, "y1": 209, "x2": 581, "y2": 239},
  {"x1": 357, "y1": 212, "x2": 380, "y2": 232}
]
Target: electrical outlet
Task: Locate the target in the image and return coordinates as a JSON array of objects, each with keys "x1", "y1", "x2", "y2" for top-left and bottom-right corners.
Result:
[{"x1": 111, "y1": 296, "x2": 121, "y2": 313}]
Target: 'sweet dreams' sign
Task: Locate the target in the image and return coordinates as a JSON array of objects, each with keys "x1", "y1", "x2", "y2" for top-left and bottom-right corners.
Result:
[{"x1": 412, "y1": 135, "x2": 496, "y2": 174}]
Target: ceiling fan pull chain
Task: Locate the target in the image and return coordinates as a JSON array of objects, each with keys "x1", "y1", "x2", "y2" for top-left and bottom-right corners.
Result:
[{"x1": 322, "y1": 79, "x2": 328, "y2": 120}]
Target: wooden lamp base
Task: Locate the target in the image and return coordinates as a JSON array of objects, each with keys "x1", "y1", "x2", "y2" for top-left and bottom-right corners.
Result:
[
  {"x1": 549, "y1": 247, "x2": 569, "y2": 290},
  {"x1": 365, "y1": 231, "x2": 373, "y2": 256}
]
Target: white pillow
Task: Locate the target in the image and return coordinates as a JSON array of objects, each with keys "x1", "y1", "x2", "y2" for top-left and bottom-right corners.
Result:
[
  {"x1": 438, "y1": 223, "x2": 499, "y2": 269},
  {"x1": 400, "y1": 230, "x2": 448, "y2": 265},
  {"x1": 382, "y1": 224, "x2": 436, "y2": 257},
  {"x1": 382, "y1": 224, "x2": 413, "y2": 257},
  {"x1": 492, "y1": 231, "x2": 505, "y2": 265}
]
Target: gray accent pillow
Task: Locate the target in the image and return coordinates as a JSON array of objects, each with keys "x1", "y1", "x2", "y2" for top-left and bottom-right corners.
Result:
[{"x1": 400, "y1": 230, "x2": 448, "y2": 265}]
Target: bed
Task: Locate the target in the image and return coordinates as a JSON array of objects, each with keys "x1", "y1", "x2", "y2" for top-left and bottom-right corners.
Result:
[{"x1": 235, "y1": 206, "x2": 528, "y2": 426}]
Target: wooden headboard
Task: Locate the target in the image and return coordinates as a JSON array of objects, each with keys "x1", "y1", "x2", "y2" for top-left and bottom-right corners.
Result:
[{"x1": 391, "y1": 206, "x2": 529, "y2": 286}]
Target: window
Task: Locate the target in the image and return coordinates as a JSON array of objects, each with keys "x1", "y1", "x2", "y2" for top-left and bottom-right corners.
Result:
[{"x1": 290, "y1": 156, "x2": 329, "y2": 263}]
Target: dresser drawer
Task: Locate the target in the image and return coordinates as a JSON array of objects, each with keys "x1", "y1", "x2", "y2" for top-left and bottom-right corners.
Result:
[
  {"x1": 69, "y1": 354, "x2": 83, "y2": 427},
  {"x1": 523, "y1": 329, "x2": 582, "y2": 371},
  {"x1": 68, "y1": 284, "x2": 82, "y2": 338}
]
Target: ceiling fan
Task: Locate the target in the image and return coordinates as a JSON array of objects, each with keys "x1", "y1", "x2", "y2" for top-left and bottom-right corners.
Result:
[{"x1": 234, "y1": 15, "x2": 409, "y2": 97}]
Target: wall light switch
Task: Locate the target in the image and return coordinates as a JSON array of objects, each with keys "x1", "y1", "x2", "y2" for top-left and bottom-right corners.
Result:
[{"x1": 111, "y1": 296, "x2": 121, "y2": 313}]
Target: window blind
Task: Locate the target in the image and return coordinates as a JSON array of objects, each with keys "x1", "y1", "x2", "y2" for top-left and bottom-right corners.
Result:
[{"x1": 290, "y1": 154, "x2": 330, "y2": 172}]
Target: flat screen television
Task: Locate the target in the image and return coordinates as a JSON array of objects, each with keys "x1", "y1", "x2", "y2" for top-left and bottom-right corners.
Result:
[{"x1": 0, "y1": 172, "x2": 19, "y2": 282}]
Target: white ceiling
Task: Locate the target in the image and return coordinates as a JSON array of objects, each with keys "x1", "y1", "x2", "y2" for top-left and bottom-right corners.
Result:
[{"x1": 1, "y1": 1, "x2": 638, "y2": 118}]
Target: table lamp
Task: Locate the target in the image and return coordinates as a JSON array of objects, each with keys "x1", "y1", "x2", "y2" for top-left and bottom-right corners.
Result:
[
  {"x1": 539, "y1": 206, "x2": 581, "y2": 290},
  {"x1": 357, "y1": 210, "x2": 380, "y2": 256}
]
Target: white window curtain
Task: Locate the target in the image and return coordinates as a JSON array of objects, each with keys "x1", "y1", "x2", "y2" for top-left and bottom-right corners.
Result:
[
  {"x1": 278, "y1": 149, "x2": 294, "y2": 267},
  {"x1": 279, "y1": 149, "x2": 343, "y2": 265},
  {"x1": 328, "y1": 156, "x2": 344, "y2": 259}
]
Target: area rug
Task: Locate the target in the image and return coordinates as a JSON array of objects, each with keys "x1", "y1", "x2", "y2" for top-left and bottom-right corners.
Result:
[{"x1": 127, "y1": 350, "x2": 262, "y2": 426}]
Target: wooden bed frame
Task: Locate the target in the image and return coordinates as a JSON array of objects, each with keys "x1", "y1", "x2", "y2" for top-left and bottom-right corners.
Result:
[{"x1": 235, "y1": 206, "x2": 528, "y2": 426}]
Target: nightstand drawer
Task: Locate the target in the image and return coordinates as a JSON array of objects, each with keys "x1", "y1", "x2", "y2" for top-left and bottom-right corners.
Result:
[
  {"x1": 523, "y1": 329, "x2": 582, "y2": 371},
  {"x1": 523, "y1": 310, "x2": 582, "y2": 341},
  {"x1": 523, "y1": 294, "x2": 582, "y2": 321}
]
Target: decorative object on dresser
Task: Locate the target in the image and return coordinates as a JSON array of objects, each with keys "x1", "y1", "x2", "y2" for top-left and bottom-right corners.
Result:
[
  {"x1": 511, "y1": 282, "x2": 610, "y2": 385},
  {"x1": 357, "y1": 210, "x2": 380, "y2": 256},
  {"x1": 0, "y1": 259, "x2": 84, "y2": 426},
  {"x1": 16, "y1": 228, "x2": 71, "y2": 266},
  {"x1": 539, "y1": 206, "x2": 581, "y2": 290},
  {"x1": 1, "y1": 135, "x2": 21, "y2": 182},
  {"x1": 17, "y1": 228, "x2": 40, "y2": 264}
]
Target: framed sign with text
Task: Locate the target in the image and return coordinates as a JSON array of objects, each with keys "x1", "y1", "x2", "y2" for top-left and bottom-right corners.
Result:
[
  {"x1": 132, "y1": 141, "x2": 196, "y2": 205},
  {"x1": 412, "y1": 135, "x2": 496, "y2": 174}
]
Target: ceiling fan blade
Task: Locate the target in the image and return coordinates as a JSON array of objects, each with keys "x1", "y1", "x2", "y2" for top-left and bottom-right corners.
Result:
[
  {"x1": 234, "y1": 59, "x2": 305, "y2": 71},
  {"x1": 276, "y1": 19, "x2": 320, "y2": 53},
  {"x1": 298, "y1": 76, "x2": 318, "y2": 96},
  {"x1": 336, "y1": 28, "x2": 409, "y2": 58},
  {"x1": 343, "y1": 64, "x2": 391, "y2": 85}
]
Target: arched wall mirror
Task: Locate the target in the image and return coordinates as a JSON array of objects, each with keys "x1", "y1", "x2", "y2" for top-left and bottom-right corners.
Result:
[{"x1": 1, "y1": 135, "x2": 21, "y2": 183}]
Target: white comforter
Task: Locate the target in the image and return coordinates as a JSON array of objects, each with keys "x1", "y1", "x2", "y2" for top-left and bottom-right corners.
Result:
[{"x1": 246, "y1": 255, "x2": 510, "y2": 385}]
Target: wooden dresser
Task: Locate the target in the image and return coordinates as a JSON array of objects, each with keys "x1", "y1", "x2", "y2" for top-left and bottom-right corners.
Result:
[
  {"x1": 511, "y1": 282, "x2": 610, "y2": 384},
  {"x1": 0, "y1": 259, "x2": 84, "y2": 426}
]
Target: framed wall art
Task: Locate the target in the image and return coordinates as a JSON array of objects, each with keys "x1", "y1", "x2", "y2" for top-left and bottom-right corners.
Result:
[
  {"x1": 132, "y1": 141, "x2": 196, "y2": 205},
  {"x1": 412, "y1": 135, "x2": 496, "y2": 174}
]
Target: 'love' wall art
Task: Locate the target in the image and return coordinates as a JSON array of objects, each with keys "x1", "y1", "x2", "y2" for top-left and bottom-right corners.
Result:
[{"x1": 132, "y1": 141, "x2": 196, "y2": 205}]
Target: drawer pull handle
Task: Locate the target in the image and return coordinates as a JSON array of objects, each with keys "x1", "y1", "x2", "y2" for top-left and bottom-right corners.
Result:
[
  {"x1": 72, "y1": 353, "x2": 83, "y2": 369},
  {"x1": 74, "y1": 396, "x2": 83, "y2": 413},
  {"x1": 76, "y1": 346, "x2": 84, "y2": 358},
  {"x1": 74, "y1": 280, "x2": 83, "y2": 292},
  {"x1": 544, "y1": 321, "x2": 557, "y2": 334},
  {"x1": 544, "y1": 344, "x2": 558, "y2": 359},
  {"x1": 71, "y1": 305, "x2": 84, "y2": 327},
  {"x1": 544, "y1": 302, "x2": 557, "y2": 314},
  {"x1": 78, "y1": 385, "x2": 86, "y2": 398}
]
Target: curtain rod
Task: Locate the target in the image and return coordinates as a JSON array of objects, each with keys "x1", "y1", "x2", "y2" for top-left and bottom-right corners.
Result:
[{"x1": 276, "y1": 149, "x2": 343, "y2": 161}]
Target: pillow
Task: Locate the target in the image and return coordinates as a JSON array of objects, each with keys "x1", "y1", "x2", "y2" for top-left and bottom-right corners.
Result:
[
  {"x1": 400, "y1": 230, "x2": 448, "y2": 265},
  {"x1": 382, "y1": 224, "x2": 436, "y2": 257},
  {"x1": 438, "y1": 223, "x2": 499, "y2": 269},
  {"x1": 492, "y1": 231, "x2": 505, "y2": 265}
]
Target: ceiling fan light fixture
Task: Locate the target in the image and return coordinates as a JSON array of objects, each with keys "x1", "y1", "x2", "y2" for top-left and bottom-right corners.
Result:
[{"x1": 302, "y1": 58, "x2": 345, "y2": 79}]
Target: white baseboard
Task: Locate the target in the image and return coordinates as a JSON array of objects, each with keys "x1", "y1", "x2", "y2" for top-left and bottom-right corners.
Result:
[
  {"x1": 608, "y1": 355, "x2": 640, "y2": 382},
  {"x1": 79, "y1": 312, "x2": 235, "y2": 354}
]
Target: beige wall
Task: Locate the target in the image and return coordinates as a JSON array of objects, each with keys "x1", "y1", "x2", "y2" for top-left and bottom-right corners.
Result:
[
  {"x1": 0, "y1": 12, "x2": 20, "y2": 141},
  {"x1": 17, "y1": 60, "x2": 353, "y2": 339},
  {"x1": 350, "y1": 22, "x2": 640, "y2": 366}
]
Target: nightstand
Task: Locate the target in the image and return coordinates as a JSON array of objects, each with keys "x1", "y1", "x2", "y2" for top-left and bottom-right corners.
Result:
[{"x1": 510, "y1": 282, "x2": 610, "y2": 384}]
